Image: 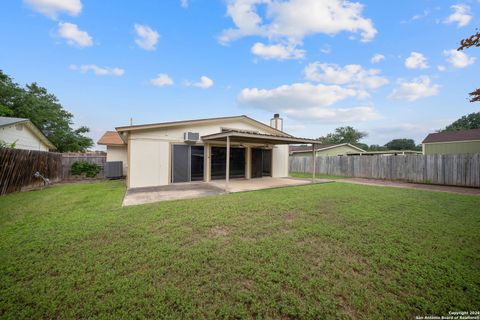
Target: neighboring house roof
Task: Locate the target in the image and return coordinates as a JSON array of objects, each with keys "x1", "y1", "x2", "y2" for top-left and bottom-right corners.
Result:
[
  {"x1": 346, "y1": 150, "x2": 422, "y2": 156},
  {"x1": 289, "y1": 143, "x2": 365, "y2": 154},
  {"x1": 422, "y1": 128, "x2": 480, "y2": 143},
  {"x1": 97, "y1": 131, "x2": 125, "y2": 146},
  {"x1": 0, "y1": 116, "x2": 29, "y2": 127},
  {"x1": 0, "y1": 116, "x2": 56, "y2": 150},
  {"x1": 115, "y1": 115, "x2": 292, "y2": 137}
]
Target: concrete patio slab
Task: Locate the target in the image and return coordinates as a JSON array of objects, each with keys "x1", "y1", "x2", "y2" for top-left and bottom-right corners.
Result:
[
  {"x1": 122, "y1": 182, "x2": 225, "y2": 206},
  {"x1": 209, "y1": 177, "x2": 332, "y2": 193},
  {"x1": 123, "y1": 177, "x2": 333, "y2": 206}
]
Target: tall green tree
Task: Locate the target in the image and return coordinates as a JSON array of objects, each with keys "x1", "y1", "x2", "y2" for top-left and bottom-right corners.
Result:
[
  {"x1": 384, "y1": 139, "x2": 419, "y2": 150},
  {"x1": 441, "y1": 112, "x2": 480, "y2": 132},
  {"x1": 0, "y1": 70, "x2": 93, "y2": 152},
  {"x1": 458, "y1": 30, "x2": 479, "y2": 102},
  {"x1": 318, "y1": 126, "x2": 368, "y2": 145}
]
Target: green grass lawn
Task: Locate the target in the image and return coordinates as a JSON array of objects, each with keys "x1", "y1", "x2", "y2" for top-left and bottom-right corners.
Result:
[
  {"x1": 289, "y1": 172, "x2": 347, "y2": 179},
  {"x1": 1, "y1": 181, "x2": 479, "y2": 319}
]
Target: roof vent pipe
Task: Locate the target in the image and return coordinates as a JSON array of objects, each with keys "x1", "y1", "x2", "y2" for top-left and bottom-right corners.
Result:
[{"x1": 270, "y1": 113, "x2": 283, "y2": 131}]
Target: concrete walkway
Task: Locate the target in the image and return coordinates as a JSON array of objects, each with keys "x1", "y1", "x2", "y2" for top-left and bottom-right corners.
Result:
[
  {"x1": 336, "y1": 178, "x2": 480, "y2": 196},
  {"x1": 122, "y1": 177, "x2": 332, "y2": 206}
]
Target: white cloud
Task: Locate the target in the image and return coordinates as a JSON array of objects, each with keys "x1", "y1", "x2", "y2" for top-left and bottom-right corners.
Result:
[
  {"x1": 320, "y1": 44, "x2": 331, "y2": 54},
  {"x1": 238, "y1": 82, "x2": 379, "y2": 123},
  {"x1": 444, "y1": 4, "x2": 472, "y2": 27},
  {"x1": 134, "y1": 24, "x2": 160, "y2": 51},
  {"x1": 240, "y1": 83, "x2": 359, "y2": 108},
  {"x1": 251, "y1": 42, "x2": 305, "y2": 60},
  {"x1": 24, "y1": 0, "x2": 82, "y2": 19},
  {"x1": 411, "y1": 9, "x2": 430, "y2": 21},
  {"x1": 70, "y1": 64, "x2": 124, "y2": 76},
  {"x1": 284, "y1": 106, "x2": 379, "y2": 123},
  {"x1": 404, "y1": 52, "x2": 428, "y2": 69},
  {"x1": 371, "y1": 53, "x2": 385, "y2": 64},
  {"x1": 389, "y1": 76, "x2": 439, "y2": 101},
  {"x1": 180, "y1": 0, "x2": 188, "y2": 8},
  {"x1": 150, "y1": 73, "x2": 174, "y2": 87},
  {"x1": 437, "y1": 65, "x2": 446, "y2": 71},
  {"x1": 304, "y1": 62, "x2": 388, "y2": 90},
  {"x1": 57, "y1": 22, "x2": 92, "y2": 47},
  {"x1": 219, "y1": 0, "x2": 377, "y2": 44},
  {"x1": 443, "y1": 49, "x2": 476, "y2": 68},
  {"x1": 193, "y1": 76, "x2": 214, "y2": 89}
]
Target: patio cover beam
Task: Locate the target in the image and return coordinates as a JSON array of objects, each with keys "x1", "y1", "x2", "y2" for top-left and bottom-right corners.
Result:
[{"x1": 201, "y1": 131, "x2": 319, "y2": 145}]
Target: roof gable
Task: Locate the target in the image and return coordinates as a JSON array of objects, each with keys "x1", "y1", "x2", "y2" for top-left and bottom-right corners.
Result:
[
  {"x1": 422, "y1": 129, "x2": 480, "y2": 143},
  {"x1": 115, "y1": 115, "x2": 291, "y2": 137},
  {"x1": 97, "y1": 131, "x2": 125, "y2": 146},
  {"x1": 290, "y1": 143, "x2": 365, "y2": 153}
]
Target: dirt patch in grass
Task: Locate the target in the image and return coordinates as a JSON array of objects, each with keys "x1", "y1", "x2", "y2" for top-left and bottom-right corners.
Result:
[
  {"x1": 283, "y1": 211, "x2": 299, "y2": 223},
  {"x1": 209, "y1": 226, "x2": 230, "y2": 238}
]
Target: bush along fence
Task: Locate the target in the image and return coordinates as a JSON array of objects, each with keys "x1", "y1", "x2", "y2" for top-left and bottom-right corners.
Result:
[
  {"x1": 0, "y1": 148, "x2": 63, "y2": 195},
  {"x1": 289, "y1": 153, "x2": 480, "y2": 188},
  {"x1": 61, "y1": 153, "x2": 106, "y2": 180}
]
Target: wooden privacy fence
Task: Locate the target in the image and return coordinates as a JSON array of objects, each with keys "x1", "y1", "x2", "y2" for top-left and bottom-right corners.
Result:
[
  {"x1": 289, "y1": 154, "x2": 480, "y2": 188},
  {"x1": 62, "y1": 153, "x2": 106, "y2": 179},
  {"x1": 0, "y1": 148, "x2": 63, "y2": 195}
]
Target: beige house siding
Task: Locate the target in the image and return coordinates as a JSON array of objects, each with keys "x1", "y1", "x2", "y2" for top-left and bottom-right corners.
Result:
[
  {"x1": 292, "y1": 144, "x2": 361, "y2": 157},
  {"x1": 272, "y1": 145, "x2": 289, "y2": 176},
  {"x1": 0, "y1": 123, "x2": 50, "y2": 151},
  {"x1": 106, "y1": 145, "x2": 128, "y2": 175},
  {"x1": 126, "y1": 119, "x2": 289, "y2": 189},
  {"x1": 423, "y1": 140, "x2": 480, "y2": 155}
]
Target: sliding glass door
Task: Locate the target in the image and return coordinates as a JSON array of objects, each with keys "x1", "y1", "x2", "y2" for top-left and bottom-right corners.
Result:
[
  {"x1": 210, "y1": 146, "x2": 245, "y2": 180},
  {"x1": 251, "y1": 148, "x2": 272, "y2": 178},
  {"x1": 171, "y1": 145, "x2": 204, "y2": 183}
]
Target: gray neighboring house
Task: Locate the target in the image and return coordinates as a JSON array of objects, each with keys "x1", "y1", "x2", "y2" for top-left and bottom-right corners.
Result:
[
  {"x1": 0, "y1": 116, "x2": 55, "y2": 151},
  {"x1": 290, "y1": 143, "x2": 365, "y2": 157}
]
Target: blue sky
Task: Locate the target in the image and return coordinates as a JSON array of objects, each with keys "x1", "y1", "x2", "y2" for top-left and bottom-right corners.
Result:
[{"x1": 1, "y1": 0, "x2": 479, "y2": 148}]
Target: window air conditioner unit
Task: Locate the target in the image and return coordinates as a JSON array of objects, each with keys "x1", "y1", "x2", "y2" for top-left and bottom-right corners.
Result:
[{"x1": 184, "y1": 132, "x2": 199, "y2": 142}]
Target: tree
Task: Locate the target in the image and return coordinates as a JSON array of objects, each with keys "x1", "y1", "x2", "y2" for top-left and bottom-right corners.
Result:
[
  {"x1": 318, "y1": 126, "x2": 368, "y2": 145},
  {"x1": 458, "y1": 30, "x2": 479, "y2": 102},
  {"x1": 441, "y1": 112, "x2": 480, "y2": 132},
  {"x1": 368, "y1": 144, "x2": 388, "y2": 151},
  {"x1": 0, "y1": 70, "x2": 93, "y2": 152},
  {"x1": 384, "y1": 139, "x2": 417, "y2": 150}
]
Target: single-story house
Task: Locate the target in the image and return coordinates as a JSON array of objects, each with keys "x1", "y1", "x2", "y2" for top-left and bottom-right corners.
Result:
[
  {"x1": 97, "y1": 131, "x2": 128, "y2": 175},
  {"x1": 289, "y1": 143, "x2": 365, "y2": 157},
  {"x1": 0, "y1": 116, "x2": 55, "y2": 151},
  {"x1": 345, "y1": 150, "x2": 422, "y2": 156},
  {"x1": 100, "y1": 114, "x2": 318, "y2": 189},
  {"x1": 422, "y1": 129, "x2": 480, "y2": 155}
]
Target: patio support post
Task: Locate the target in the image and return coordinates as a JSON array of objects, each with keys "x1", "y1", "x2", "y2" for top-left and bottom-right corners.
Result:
[
  {"x1": 312, "y1": 143, "x2": 316, "y2": 183},
  {"x1": 204, "y1": 143, "x2": 211, "y2": 182},
  {"x1": 226, "y1": 136, "x2": 230, "y2": 192}
]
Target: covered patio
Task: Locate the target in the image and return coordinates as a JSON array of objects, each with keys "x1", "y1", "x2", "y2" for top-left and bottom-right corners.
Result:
[
  {"x1": 201, "y1": 129, "x2": 320, "y2": 192},
  {"x1": 123, "y1": 130, "x2": 325, "y2": 206}
]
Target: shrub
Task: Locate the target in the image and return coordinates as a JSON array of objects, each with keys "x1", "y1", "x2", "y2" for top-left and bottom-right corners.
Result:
[{"x1": 71, "y1": 161, "x2": 101, "y2": 178}]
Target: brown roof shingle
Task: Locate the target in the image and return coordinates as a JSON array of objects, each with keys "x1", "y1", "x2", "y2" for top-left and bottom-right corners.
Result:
[
  {"x1": 422, "y1": 128, "x2": 480, "y2": 143},
  {"x1": 97, "y1": 131, "x2": 125, "y2": 145}
]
